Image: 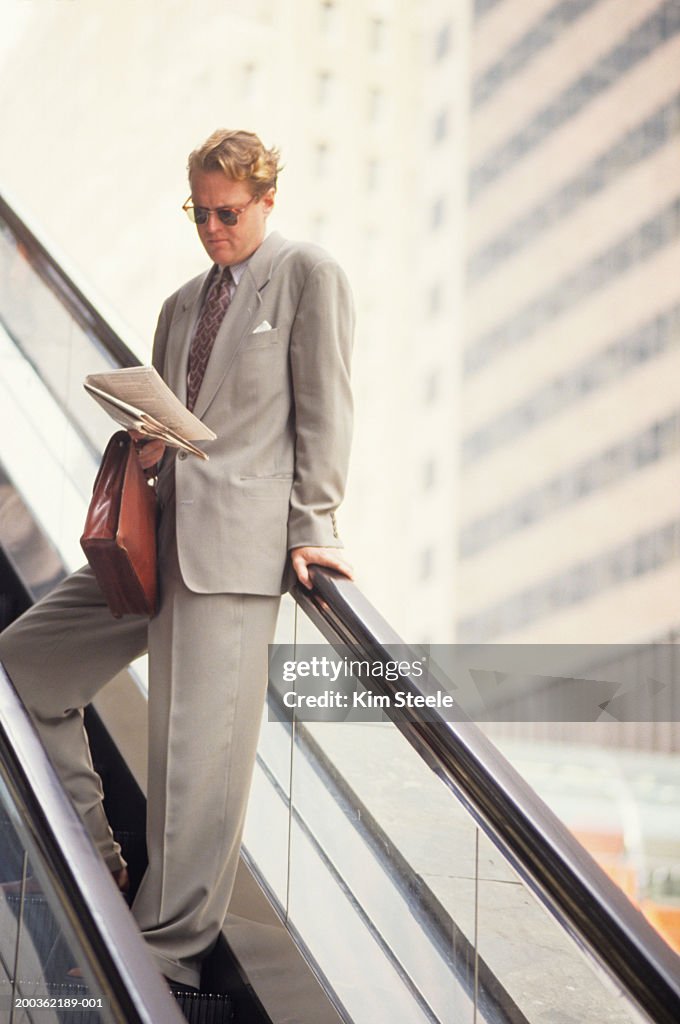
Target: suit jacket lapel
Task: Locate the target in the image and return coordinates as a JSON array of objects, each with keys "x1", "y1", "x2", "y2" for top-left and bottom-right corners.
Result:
[{"x1": 192, "y1": 232, "x2": 286, "y2": 420}]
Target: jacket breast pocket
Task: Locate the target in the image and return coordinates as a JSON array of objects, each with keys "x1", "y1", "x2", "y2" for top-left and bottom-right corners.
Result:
[
  {"x1": 231, "y1": 329, "x2": 288, "y2": 425},
  {"x1": 243, "y1": 327, "x2": 280, "y2": 351}
]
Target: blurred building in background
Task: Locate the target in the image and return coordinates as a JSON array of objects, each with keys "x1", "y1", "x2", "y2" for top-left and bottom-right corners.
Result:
[
  {"x1": 456, "y1": 0, "x2": 680, "y2": 645},
  {"x1": 0, "y1": 0, "x2": 469, "y2": 643},
  {"x1": 1, "y1": 0, "x2": 680, "y2": 647},
  {"x1": 454, "y1": 0, "x2": 680, "y2": 957}
]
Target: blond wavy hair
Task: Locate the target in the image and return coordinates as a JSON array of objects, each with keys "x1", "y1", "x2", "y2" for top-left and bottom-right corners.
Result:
[{"x1": 188, "y1": 129, "x2": 281, "y2": 197}]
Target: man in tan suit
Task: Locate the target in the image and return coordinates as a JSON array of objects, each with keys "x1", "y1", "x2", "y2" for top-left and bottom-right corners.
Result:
[{"x1": 0, "y1": 129, "x2": 354, "y2": 990}]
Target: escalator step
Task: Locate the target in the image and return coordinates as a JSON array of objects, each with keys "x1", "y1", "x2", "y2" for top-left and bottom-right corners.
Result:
[{"x1": 170, "y1": 990, "x2": 234, "y2": 1024}]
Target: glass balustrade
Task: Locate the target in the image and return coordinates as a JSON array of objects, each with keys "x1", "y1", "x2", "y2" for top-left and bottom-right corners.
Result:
[
  {"x1": 0, "y1": 780, "x2": 117, "y2": 1024},
  {"x1": 0, "y1": 664, "x2": 184, "y2": 1024},
  {"x1": 242, "y1": 601, "x2": 665, "y2": 1024}
]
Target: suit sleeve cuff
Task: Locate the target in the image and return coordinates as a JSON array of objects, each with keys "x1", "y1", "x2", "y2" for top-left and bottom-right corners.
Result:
[{"x1": 287, "y1": 509, "x2": 343, "y2": 550}]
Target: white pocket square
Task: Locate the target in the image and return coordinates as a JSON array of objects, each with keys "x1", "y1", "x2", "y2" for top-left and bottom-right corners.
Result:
[{"x1": 253, "y1": 320, "x2": 273, "y2": 333}]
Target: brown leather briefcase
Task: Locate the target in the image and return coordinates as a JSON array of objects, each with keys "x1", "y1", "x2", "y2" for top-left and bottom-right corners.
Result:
[{"x1": 80, "y1": 431, "x2": 158, "y2": 618}]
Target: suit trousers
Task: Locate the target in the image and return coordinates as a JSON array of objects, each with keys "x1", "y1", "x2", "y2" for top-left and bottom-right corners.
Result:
[{"x1": 0, "y1": 482, "x2": 280, "y2": 988}]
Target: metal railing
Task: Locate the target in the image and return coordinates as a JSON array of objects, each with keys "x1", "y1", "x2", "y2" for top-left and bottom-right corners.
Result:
[{"x1": 0, "y1": 664, "x2": 185, "y2": 1024}]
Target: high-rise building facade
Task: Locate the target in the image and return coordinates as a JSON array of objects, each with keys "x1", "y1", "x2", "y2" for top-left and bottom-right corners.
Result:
[{"x1": 456, "y1": 0, "x2": 680, "y2": 645}]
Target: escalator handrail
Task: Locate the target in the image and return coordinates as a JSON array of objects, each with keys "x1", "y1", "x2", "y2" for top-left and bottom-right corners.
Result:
[
  {"x1": 294, "y1": 566, "x2": 680, "y2": 1024},
  {"x1": 0, "y1": 192, "x2": 138, "y2": 369},
  {"x1": 0, "y1": 664, "x2": 185, "y2": 1024}
]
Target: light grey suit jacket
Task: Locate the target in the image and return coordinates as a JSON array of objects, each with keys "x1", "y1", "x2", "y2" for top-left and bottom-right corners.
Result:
[{"x1": 151, "y1": 231, "x2": 354, "y2": 596}]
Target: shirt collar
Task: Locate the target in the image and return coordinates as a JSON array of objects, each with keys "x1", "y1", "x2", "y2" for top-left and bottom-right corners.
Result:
[{"x1": 217, "y1": 257, "x2": 248, "y2": 286}]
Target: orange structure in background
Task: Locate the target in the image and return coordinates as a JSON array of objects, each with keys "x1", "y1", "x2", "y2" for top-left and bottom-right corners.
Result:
[{"x1": 572, "y1": 829, "x2": 680, "y2": 956}]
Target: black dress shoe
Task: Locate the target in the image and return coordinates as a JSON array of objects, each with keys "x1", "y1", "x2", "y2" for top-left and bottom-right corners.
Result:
[{"x1": 164, "y1": 976, "x2": 199, "y2": 994}]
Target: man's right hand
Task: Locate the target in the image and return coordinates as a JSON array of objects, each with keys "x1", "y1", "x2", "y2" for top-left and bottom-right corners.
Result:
[{"x1": 129, "y1": 431, "x2": 167, "y2": 471}]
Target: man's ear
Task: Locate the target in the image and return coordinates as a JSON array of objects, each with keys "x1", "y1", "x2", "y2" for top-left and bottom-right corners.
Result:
[{"x1": 262, "y1": 187, "x2": 276, "y2": 216}]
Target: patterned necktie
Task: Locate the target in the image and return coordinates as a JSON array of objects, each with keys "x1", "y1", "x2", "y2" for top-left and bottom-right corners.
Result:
[{"x1": 186, "y1": 267, "x2": 233, "y2": 411}]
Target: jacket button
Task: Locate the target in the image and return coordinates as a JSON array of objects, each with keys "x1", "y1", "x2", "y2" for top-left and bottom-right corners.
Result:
[{"x1": 178, "y1": 451, "x2": 188, "y2": 461}]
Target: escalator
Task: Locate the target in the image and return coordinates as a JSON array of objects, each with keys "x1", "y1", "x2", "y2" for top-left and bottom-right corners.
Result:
[{"x1": 0, "y1": 191, "x2": 679, "y2": 1024}]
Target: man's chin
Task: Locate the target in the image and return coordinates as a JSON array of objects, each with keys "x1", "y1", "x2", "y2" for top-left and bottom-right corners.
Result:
[{"x1": 207, "y1": 245, "x2": 233, "y2": 262}]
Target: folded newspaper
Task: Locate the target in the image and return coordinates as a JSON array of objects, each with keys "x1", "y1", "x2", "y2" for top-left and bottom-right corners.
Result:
[{"x1": 83, "y1": 366, "x2": 216, "y2": 461}]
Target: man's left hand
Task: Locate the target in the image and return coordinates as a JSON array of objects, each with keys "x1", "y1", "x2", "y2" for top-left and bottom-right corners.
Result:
[{"x1": 290, "y1": 546, "x2": 354, "y2": 590}]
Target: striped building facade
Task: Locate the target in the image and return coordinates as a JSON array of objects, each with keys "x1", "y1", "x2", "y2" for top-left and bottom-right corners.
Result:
[{"x1": 456, "y1": 0, "x2": 680, "y2": 646}]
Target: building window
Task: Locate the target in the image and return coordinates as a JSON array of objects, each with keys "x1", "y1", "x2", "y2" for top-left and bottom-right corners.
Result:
[
  {"x1": 433, "y1": 108, "x2": 449, "y2": 143},
  {"x1": 366, "y1": 159, "x2": 380, "y2": 191},
  {"x1": 315, "y1": 142, "x2": 329, "y2": 177},
  {"x1": 317, "y1": 70, "x2": 333, "y2": 105},
  {"x1": 428, "y1": 282, "x2": 443, "y2": 316},
  {"x1": 425, "y1": 369, "x2": 440, "y2": 402},
  {"x1": 311, "y1": 214, "x2": 327, "y2": 245},
  {"x1": 420, "y1": 547, "x2": 434, "y2": 580},
  {"x1": 457, "y1": 519, "x2": 680, "y2": 642},
  {"x1": 320, "y1": 1, "x2": 336, "y2": 35},
  {"x1": 369, "y1": 16, "x2": 386, "y2": 52},
  {"x1": 423, "y1": 459, "x2": 437, "y2": 490},
  {"x1": 460, "y1": 409, "x2": 680, "y2": 557},
  {"x1": 241, "y1": 63, "x2": 258, "y2": 100},
  {"x1": 435, "y1": 21, "x2": 452, "y2": 60},
  {"x1": 431, "y1": 196, "x2": 446, "y2": 229},
  {"x1": 368, "y1": 88, "x2": 384, "y2": 123}
]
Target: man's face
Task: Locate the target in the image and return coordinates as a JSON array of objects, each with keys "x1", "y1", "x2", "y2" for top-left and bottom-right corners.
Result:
[{"x1": 189, "y1": 169, "x2": 275, "y2": 267}]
